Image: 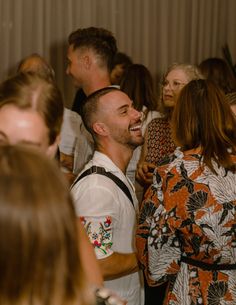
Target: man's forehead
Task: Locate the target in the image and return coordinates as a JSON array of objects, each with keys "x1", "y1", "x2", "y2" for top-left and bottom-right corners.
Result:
[{"x1": 99, "y1": 90, "x2": 131, "y2": 109}]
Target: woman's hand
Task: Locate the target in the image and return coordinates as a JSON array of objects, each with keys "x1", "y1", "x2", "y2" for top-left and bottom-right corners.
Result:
[{"x1": 136, "y1": 161, "x2": 156, "y2": 186}]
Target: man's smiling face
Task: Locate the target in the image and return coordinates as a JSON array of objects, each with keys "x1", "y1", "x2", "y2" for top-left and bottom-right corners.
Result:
[{"x1": 98, "y1": 90, "x2": 144, "y2": 149}]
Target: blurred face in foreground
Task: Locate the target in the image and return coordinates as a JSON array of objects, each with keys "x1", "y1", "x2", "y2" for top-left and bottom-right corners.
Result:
[
  {"x1": 231, "y1": 104, "x2": 236, "y2": 117},
  {"x1": 0, "y1": 104, "x2": 57, "y2": 157}
]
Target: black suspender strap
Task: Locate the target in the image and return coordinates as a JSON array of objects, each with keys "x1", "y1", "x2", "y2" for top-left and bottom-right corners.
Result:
[{"x1": 72, "y1": 166, "x2": 134, "y2": 208}]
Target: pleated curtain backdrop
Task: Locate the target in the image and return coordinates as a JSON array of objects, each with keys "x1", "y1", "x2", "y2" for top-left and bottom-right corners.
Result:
[{"x1": 0, "y1": 0, "x2": 235, "y2": 106}]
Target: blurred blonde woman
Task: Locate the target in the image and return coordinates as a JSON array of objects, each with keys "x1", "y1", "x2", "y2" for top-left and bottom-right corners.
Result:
[
  {"x1": 0, "y1": 72, "x2": 103, "y2": 287},
  {"x1": 0, "y1": 145, "x2": 124, "y2": 305},
  {"x1": 0, "y1": 145, "x2": 94, "y2": 305}
]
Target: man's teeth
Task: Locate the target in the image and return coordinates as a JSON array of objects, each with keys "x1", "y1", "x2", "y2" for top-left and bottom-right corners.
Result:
[{"x1": 129, "y1": 125, "x2": 141, "y2": 131}]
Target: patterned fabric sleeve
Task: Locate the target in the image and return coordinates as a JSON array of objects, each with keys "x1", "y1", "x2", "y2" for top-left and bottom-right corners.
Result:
[
  {"x1": 136, "y1": 169, "x2": 161, "y2": 286},
  {"x1": 147, "y1": 168, "x2": 181, "y2": 284},
  {"x1": 81, "y1": 216, "x2": 113, "y2": 259}
]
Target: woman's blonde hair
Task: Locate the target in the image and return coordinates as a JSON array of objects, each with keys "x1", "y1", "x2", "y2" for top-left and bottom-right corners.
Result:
[
  {"x1": 0, "y1": 72, "x2": 64, "y2": 145},
  {"x1": 159, "y1": 63, "x2": 203, "y2": 118},
  {"x1": 0, "y1": 145, "x2": 93, "y2": 305}
]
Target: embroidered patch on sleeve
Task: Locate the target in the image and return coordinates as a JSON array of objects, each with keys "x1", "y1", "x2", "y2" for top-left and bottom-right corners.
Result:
[{"x1": 80, "y1": 216, "x2": 113, "y2": 259}]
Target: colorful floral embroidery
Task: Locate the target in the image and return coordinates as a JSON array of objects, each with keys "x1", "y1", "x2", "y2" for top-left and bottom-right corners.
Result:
[
  {"x1": 137, "y1": 148, "x2": 236, "y2": 304},
  {"x1": 81, "y1": 216, "x2": 113, "y2": 259}
]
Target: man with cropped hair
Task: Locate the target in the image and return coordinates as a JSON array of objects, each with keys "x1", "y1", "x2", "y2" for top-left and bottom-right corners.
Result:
[{"x1": 71, "y1": 87, "x2": 144, "y2": 305}]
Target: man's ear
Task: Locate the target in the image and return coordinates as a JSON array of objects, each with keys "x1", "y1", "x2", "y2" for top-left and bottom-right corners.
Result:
[
  {"x1": 93, "y1": 122, "x2": 109, "y2": 136},
  {"x1": 83, "y1": 54, "x2": 92, "y2": 70}
]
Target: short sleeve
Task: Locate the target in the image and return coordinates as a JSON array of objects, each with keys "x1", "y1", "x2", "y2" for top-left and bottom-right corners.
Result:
[
  {"x1": 71, "y1": 175, "x2": 120, "y2": 259},
  {"x1": 81, "y1": 215, "x2": 113, "y2": 259}
]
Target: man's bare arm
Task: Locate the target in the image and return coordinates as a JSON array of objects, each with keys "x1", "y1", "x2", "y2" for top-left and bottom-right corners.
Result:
[{"x1": 99, "y1": 252, "x2": 139, "y2": 280}]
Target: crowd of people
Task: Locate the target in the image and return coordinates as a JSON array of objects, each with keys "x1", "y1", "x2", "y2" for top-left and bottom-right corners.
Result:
[{"x1": 0, "y1": 26, "x2": 235, "y2": 305}]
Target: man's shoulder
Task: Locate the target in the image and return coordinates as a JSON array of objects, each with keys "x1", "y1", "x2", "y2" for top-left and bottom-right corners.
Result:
[
  {"x1": 73, "y1": 167, "x2": 121, "y2": 192},
  {"x1": 72, "y1": 157, "x2": 127, "y2": 196}
]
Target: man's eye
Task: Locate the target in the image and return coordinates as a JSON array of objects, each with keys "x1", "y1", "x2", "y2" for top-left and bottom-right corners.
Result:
[{"x1": 121, "y1": 109, "x2": 128, "y2": 115}]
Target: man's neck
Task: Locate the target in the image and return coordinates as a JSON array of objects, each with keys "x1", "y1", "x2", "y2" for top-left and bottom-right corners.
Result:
[
  {"x1": 96, "y1": 142, "x2": 133, "y2": 174},
  {"x1": 83, "y1": 74, "x2": 111, "y2": 96}
]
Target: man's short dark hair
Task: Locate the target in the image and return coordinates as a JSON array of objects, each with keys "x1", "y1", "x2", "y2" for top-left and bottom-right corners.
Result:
[
  {"x1": 68, "y1": 27, "x2": 117, "y2": 72},
  {"x1": 81, "y1": 87, "x2": 120, "y2": 138}
]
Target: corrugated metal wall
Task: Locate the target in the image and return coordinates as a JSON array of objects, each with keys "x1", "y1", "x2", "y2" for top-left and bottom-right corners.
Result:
[{"x1": 0, "y1": 0, "x2": 235, "y2": 106}]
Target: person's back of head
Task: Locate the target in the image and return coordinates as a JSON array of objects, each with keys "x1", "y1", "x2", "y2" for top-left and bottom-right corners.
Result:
[
  {"x1": 0, "y1": 145, "x2": 93, "y2": 305},
  {"x1": 172, "y1": 79, "x2": 236, "y2": 173},
  {"x1": 68, "y1": 27, "x2": 117, "y2": 73},
  {"x1": 120, "y1": 63, "x2": 158, "y2": 112},
  {"x1": 110, "y1": 52, "x2": 133, "y2": 85},
  {"x1": 0, "y1": 72, "x2": 64, "y2": 146},
  {"x1": 198, "y1": 57, "x2": 236, "y2": 94},
  {"x1": 17, "y1": 53, "x2": 55, "y2": 82}
]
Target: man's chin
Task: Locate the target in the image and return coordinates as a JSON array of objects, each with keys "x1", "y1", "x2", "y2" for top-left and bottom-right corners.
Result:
[{"x1": 129, "y1": 137, "x2": 144, "y2": 149}]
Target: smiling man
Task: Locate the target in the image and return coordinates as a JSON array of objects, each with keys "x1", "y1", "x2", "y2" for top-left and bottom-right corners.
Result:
[{"x1": 71, "y1": 87, "x2": 144, "y2": 305}]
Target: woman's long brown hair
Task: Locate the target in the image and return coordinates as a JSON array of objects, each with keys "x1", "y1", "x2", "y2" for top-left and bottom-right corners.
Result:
[
  {"x1": 172, "y1": 79, "x2": 236, "y2": 173},
  {"x1": 0, "y1": 145, "x2": 93, "y2": 305}
]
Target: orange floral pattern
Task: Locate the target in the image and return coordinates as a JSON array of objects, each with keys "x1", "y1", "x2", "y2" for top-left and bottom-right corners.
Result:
[{"x1": 137, "y1": 148, "x2": 236, "y2": 305}]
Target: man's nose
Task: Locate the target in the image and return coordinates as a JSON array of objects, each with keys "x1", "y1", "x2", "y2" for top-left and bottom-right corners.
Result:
[{"x1": 132, "y1": 108, "x2": 142, "y2": 120}]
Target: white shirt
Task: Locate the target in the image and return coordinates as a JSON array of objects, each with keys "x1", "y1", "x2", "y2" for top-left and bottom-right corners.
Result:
[
  {"x1": 59, "y1": 108, "x2": 93, "y2": 174},
  {"x1": 71, "y1": 151, "x2": 144, "y2": 305}
]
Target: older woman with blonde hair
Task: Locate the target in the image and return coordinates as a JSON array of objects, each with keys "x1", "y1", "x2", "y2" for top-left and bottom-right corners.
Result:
[
  {"x1": 0, "y1": 72, "x2": 103, "y2": 288},
  {"x1": 136, "y1": 63, "x2": 203, "y2": 189},
  {"x1": 135, "y1": 63, "x2": 203, "y2": 305}
]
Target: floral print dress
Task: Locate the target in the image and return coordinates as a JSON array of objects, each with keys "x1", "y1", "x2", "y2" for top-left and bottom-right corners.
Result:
[{"x1": 137, "y1": 148, "x2": 236, "y2": 305}]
